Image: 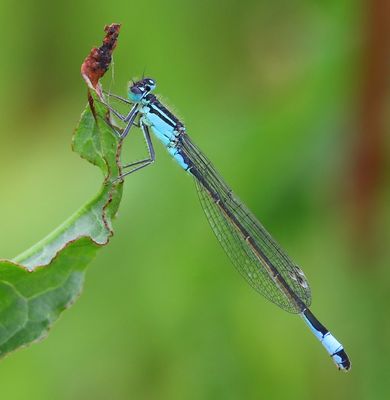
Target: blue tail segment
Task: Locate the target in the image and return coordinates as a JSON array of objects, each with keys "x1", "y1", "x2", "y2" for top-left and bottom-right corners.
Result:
[{"x1": 301, "y1": 309, "x2": 351, "y2": 371}]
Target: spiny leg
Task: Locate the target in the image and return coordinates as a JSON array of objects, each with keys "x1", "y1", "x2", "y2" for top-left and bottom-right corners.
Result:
[
  {"x1": 103, "y1": 102, "x2": 128, "y2": 121},
  {"x1": 98, "y1": 100, "x2": 140, "y2": 139},
  {"x1": 99, "y1": 99, "x2": 138, "y2": 123},
  {"x1": 102, "y1": 91, "x2": 140, "y2": 124},
  {"x1": 97, "y1": 112, "x2": 125, "y2": 138},
  {"x1": 96, "y1": 110, "x2": 149, "y2": 177},
  {"x1": 103, "y1": 90, "x2": 133, "y2": 105},
  {"x1": 115, "y1": 122, "x2": 155, "y2": 181},
  {"x1": 120, "y1": 105, "x2": 140, "y2": 139},
  {"x1": 121, "y1": 122, "x2": 155, "y2": 170}
]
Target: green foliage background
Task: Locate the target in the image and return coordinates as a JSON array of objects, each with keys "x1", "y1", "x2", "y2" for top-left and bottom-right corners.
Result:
[{"x1": 0, "y1": 0, "x2": 389, "y2": 399}]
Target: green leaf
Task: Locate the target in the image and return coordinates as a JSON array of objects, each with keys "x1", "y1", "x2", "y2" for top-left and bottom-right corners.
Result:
[{"x1": 0, "y1": 89, "x2": 123, "y2": 357}]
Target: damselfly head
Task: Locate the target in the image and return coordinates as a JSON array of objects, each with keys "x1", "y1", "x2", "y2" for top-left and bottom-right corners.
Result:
[{"x1": 128, "y1": 78, "x2": 156, "y2": 102}]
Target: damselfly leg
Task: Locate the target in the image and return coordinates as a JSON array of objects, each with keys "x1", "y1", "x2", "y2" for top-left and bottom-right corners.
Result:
[
  {"x1": 98, "y1": 96, "x2": 154, "y2": 180},
  {"x1": 103, "y1": 90, "x2": 133, "y2": 105},
  {"x1": 114, "y1": 121, "x2": 155, "y2": 182},
  {"x1": 100, "y1": 99, "x2": 139, "y2": 139}
]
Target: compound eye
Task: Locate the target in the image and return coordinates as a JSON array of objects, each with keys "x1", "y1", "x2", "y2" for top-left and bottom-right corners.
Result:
[
  {"x1": 146, "y1": 79, "x2": 156, "y2": 88},
  {"x1": 131, "y1": 86, "x2": 143, "y2": 95}
]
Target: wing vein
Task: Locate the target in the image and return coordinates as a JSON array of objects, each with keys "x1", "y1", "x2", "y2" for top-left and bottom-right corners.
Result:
[{"x1": 178, "y1": 133, "x2": 311, "y2": 313}]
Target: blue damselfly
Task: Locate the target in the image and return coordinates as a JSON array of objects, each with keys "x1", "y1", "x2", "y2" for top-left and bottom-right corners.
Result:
[{"x1": 103, "y1": 78, "x2": 351, "y2": 371}]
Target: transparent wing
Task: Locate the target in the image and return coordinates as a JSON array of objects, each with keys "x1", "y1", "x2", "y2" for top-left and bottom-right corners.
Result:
[{"x1": 179, "y1": 133, "x2": 311, "y2": 313}]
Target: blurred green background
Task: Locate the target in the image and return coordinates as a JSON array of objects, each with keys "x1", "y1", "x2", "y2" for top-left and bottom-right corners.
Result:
[{"x1": 0, "y1": 0, "x2": 389, "y2": 399}]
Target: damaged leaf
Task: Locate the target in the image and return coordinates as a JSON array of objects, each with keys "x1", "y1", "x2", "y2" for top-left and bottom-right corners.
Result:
[{"x1": 0, "y1": 23, "x2": 124, "y2": 358}]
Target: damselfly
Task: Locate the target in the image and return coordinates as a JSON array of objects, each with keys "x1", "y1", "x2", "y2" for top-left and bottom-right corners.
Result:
[{"x1": 103, "y1": 77, "x2": 351, "y2": 371}]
